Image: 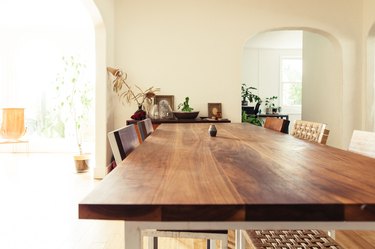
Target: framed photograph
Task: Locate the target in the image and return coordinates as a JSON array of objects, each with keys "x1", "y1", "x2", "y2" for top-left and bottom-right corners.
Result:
[
  {"x1": 154, "y1": 95, "x2": 174, "y2": 110},
  {"x1": 154, "y1": 95, "x2": 175, "y2": 119},
  {"x1": 208, "y1": 103, "x2": 222, "y2": 119}
]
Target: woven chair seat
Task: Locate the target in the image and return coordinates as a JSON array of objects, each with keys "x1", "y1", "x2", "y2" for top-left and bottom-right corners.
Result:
[{"x1": 245, "y1": 229, "x2": 342, "y2": 249}]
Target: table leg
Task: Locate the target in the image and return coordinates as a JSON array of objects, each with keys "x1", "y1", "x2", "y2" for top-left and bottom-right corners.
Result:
[
  {"x1": 328, "y1": 230, "x2": 336, "y2": 239},
  {"x1": 235, "y1": 229, "x2": 245, "y2": 249},
  {"x1": 124, "y1": 221, "x2": 142, "y2": 249}
]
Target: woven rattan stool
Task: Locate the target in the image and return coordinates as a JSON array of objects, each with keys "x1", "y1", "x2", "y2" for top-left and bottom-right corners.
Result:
[{"x1": 244, "y1": 229, "x2": 343, "y2": 249}]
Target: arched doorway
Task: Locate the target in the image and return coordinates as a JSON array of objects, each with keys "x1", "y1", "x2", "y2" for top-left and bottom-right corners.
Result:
[{"x1": 243, "y1": 28, "x2": 343, "y2": 147}]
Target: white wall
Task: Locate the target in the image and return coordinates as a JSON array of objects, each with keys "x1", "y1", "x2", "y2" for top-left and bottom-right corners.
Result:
[
  {"x1": 302, "y1": 32, "x2": 342, "y2": 148},
  {"x1": 108, "y1": 1, "x2": 362, "y2": 127},
  {"x1": 363, "y1": 0, "x2": 375, "y2": 131},
  {"x1": 90, "y1": 0, "x2": 115, "y2": 178},
  {"x1": 94, "y1": 0, "x2": 365, "y2": 158}
]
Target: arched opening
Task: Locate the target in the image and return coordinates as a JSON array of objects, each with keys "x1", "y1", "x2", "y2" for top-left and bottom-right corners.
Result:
[
  {"x1": 0, "y1": 0, "x2": 106, "y2": 175},
  {"x1": 242, "y1": 28, "x2": 343, "y2": 147}
]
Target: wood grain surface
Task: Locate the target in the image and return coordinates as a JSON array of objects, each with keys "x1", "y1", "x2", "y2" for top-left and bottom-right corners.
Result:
[{"x1": 79, "y1": 123, "x2": 375, "y2": 221}]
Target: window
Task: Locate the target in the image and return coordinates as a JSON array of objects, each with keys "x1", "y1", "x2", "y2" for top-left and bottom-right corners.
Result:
[
  {"x1": 280, "y1": 57, "x2": 302, "y2": 111},
  {"x1": 0, "y1": 0, "x2": 95, "y2": 152}
]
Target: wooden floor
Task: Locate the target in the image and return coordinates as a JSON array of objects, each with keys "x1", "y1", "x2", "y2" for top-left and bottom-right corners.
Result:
[{"x1": 0, "y1": 152, "x2": 373, "y2": 249}]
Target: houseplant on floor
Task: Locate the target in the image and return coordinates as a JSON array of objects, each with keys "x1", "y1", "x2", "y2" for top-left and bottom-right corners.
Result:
[
  {"x1": 54, "y1": 56, "x2": 93, "y2": 173},
  {"x1": 242, "y1": 111, "x2": 263, "y2": 126}
]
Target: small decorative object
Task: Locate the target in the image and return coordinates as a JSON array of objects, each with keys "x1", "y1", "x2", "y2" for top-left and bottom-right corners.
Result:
[
  {"x1": 173, "y1": 96, "x2": 199, "y2": 119},
  {"x1": 107, "y1": 67, "x2": 159, "y2": 119},
  {"x1": 208, "y1": 124, "x2": 217, "y2": 137},
  {"x1": 208, "y1": 103, "x2": 222, "y2": 120}
]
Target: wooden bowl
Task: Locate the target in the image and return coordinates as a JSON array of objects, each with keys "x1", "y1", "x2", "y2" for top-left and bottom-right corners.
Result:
[{"x1": 173, "y1": 111, "x2": 199, "y2": 119}]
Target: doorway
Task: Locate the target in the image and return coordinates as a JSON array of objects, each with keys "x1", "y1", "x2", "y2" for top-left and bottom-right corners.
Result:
[{"x1": 242, "y1": 29, "x2": 343, "y2": 147}]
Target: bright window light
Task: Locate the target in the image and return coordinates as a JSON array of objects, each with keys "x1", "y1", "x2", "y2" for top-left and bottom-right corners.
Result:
[{"x1": 0, "y1": 0, "x2": 95, "y2": 153}]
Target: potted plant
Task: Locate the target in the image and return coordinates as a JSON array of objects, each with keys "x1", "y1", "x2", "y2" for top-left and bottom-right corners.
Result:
[
  {"x1": 173, "y1": 97, "x2": 199, "y2": 119},
  {"x1": 241, "y1": 84, "x2": 261, "y2": 106},
  {"x1": 264, "y1": 96, "x2": 278, "y2": 114},
  {"x1": 242, "y1": 111, "x2": 263, "y2": 126},
  {"x1": 54, "y1": 56, "x2": 93, "y2": 173}
]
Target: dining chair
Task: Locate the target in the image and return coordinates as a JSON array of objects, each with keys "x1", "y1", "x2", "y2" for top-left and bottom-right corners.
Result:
[
  {"x1": 107, "y1": 124, "x2": 140, "y2": 166},
  {"x1": 263, "y1": 117, "x2": 290, "y2": 134},
  {"x1": 290, "y1": 120, "x2": 330, "y2": 144},
  {"x1": 137, "y1": 118, "x2": 154, "y2": 142},
  {"x1": 243, "y1": 229, "x2": 342, "y2": 249},
  {"x1": 348, "y1": 130, "x2": 375, "y2": 158}
]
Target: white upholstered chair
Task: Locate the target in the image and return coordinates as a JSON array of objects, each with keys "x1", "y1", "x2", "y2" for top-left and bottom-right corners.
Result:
[
  {"x1": 290, "y1": 120, "x2": 330, "y2": 145},
  {"x1": 348, "y1": 130, "x2": 375, "y2": 158}
]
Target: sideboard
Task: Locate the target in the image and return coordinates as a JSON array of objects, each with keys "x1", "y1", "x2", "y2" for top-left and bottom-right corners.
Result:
[{"x1": 126, "y1": 118, "x2": 231, "y2": 127}]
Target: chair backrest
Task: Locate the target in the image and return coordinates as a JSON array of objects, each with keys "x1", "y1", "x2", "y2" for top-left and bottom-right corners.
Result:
[
  {"x1": 264, "y1": 117, "x2": 290, "y2": 134},
  {"x1": 290, "y1": 120, "x2": 328, "y2": 144},
  {"x1": 107, "y1": 124, "x2": 140, "y2": 165},
  {"x1": 137, "y1": 118, "x2": 154, "y2": 142},
  {"x1": 253, "y1": 102, "x2": 261, "y2": 115},
  {"x1": 348, "y1": 130, "x2": 375, "y2": 158}
]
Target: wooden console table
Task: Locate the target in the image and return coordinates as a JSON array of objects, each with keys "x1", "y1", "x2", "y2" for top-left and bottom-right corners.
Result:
[
  {"x1": 126, "y1": 118, "x2": 231, "y2": 126},
  {"x1": 257, "y1": 113, "x2": 289, "y2": 120}
]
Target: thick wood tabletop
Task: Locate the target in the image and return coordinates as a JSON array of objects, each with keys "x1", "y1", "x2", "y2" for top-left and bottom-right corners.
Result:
[{"x1": 79, "y1": 123, "x2": 375, "y2": 222}]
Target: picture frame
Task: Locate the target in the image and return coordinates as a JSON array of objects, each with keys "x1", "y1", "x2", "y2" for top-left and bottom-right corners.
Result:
[
  {"x1": 207, "y1": 103, "x2": 222, "y2": 119},
  {"x1": 154, "y1": 95, "x2": 174, "y2": 110},
  {"x1": 153, "y1": 95, "x2": 175, "y2": 119}
]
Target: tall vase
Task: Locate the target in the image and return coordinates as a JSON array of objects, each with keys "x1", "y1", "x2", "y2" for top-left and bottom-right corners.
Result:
[{"x1": 0, "y1": 108, "x2": 26, "y2": 140}]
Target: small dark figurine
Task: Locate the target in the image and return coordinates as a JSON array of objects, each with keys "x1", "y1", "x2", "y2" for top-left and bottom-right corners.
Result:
[{"x1": 208, "y1": 124, "x2": 217, "y2": 137}]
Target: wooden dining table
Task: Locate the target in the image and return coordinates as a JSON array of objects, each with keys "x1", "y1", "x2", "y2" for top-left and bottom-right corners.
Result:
[{"x1": 79, "y1": 123, "x2": 375, "y2": 248}]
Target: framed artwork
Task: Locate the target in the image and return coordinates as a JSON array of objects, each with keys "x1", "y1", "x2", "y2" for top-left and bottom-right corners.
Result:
[
  {"x1": 154, "y1": 95, "x2": 174, "y2": 110},
  {"x1": 154, "y1": 95, "x2": 175, "y2": 119},
  {"x1": 208, "y1": 103, "x2": 222, "y2": 118}
]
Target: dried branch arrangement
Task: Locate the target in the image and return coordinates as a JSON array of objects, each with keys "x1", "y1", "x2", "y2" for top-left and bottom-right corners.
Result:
[{"x1": 107, "y1": 67, "x2": 159, "y2": 107}]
